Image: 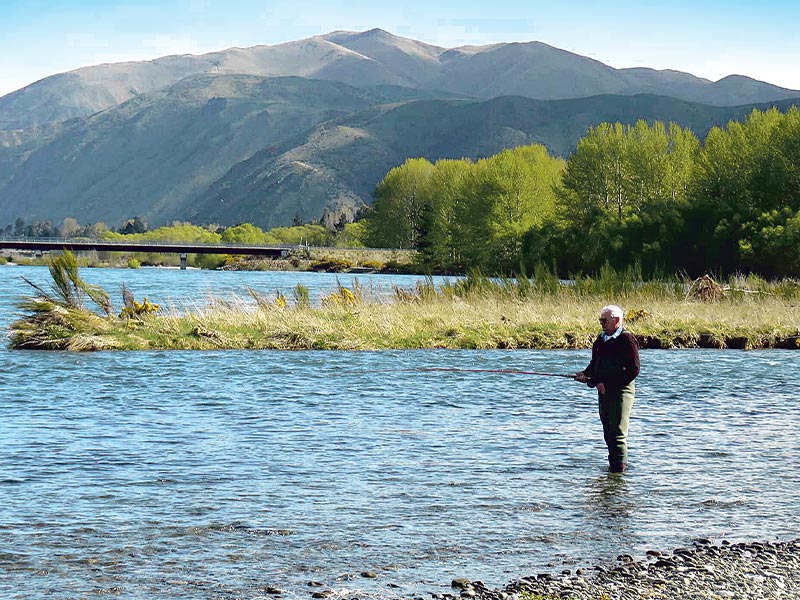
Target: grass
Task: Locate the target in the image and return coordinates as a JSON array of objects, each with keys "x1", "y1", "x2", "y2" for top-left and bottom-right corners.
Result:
[{"x1": 7, "y1": 253, "x2": 800, "y2": 351}]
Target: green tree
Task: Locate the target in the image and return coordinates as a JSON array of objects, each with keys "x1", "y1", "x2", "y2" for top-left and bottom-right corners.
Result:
[
  {"x1": 267, "y1": 224, "x2": 331, "y2": 246},
  {"x1": 480, "y1": 146, "x2": 564, "y2": 272},
  {"x1": 689, "y1": 107, "x2": 800, "y2": 273},
  {"x1": 365, "y1": 158, "x2": 435, "y2": 249},
  {"x1": 416, "y1": 158, "x2": 471, "y2": 270},
  {"x1": 220, "y1": 223, "x2": 271, "y2": 245},
  {"x1": 738, "y1": 208, "x2": 800, "y2": 276}
]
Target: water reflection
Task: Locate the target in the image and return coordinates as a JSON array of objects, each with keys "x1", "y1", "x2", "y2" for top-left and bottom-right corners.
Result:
[{"x1": 587, "y1": 474, "x2": 632, "y2": 517}]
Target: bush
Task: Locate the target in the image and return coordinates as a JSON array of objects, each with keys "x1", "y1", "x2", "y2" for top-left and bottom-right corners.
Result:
[
  {"x1": 359, "y1": 259, "x2": 385, "y2": 270},
  {"x1": 310, "y1": 258, "x2": 352, "y2": 272},
  {"x1": 194, "y1": 254, "x2": 227, "y2": 270},
  {"x1": 293, "y1": 284, "x2": 311, "y2": 308}
]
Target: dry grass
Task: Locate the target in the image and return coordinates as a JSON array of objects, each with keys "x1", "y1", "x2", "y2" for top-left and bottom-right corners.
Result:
[{"x1": 8, "y1": 265, "x2": 800, "y2": 351}]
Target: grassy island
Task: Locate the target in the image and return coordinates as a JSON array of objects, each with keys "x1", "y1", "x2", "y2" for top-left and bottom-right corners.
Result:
[{"x1": 7, "y1": 252, "x2": 800, "y2": 352}]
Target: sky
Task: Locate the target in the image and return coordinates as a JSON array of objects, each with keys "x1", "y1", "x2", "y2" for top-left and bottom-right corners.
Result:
[{"x1": 2, "y1": 0, "x2": 799, "y2": 98}]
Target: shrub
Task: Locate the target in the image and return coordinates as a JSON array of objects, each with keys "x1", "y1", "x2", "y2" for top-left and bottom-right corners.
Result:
[
  {"x1": 360, "y1": 259, "x2": 385, "y2": 270},
  {"x1": 293, "y1": 284, "x2": 310, "y2": 308},
  {"x1": 311, "y1": 258, "x2": 352, "y2": 272}
]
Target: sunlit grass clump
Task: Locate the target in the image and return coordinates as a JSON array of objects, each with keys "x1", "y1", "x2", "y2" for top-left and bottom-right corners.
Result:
[{"x1": 7, "y1": 252, "x2": 800, "y2": 351}]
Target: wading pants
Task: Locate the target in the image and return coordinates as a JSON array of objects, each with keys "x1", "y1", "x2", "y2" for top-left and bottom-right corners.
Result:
[{"x1": 598, "y1": 381, "x2": 635, "y2": 470}]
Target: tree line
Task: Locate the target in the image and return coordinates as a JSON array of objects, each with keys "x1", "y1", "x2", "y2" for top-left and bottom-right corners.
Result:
[
  {"x1": 6, "y1": 106, "x2": 798, "y2": 277},
  {"x1": 363, "y1": 107, "x2": 800, "y2": 277},
  {"x1": 4, "y1": 215, "x2": 366, "y2": 249}
]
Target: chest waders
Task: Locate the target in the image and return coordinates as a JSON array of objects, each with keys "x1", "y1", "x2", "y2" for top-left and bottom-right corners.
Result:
[
  {"x1": 592, "y1": 334, "x2": 637, "y2": 473},
  {"x1": 599, "y1": 380, "x2": 634, "y2": 472}
]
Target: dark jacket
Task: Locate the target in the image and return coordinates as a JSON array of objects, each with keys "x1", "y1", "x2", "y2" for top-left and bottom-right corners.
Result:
[{"x1": 583, "y1": 330, "x2": 640, "y2": 392}]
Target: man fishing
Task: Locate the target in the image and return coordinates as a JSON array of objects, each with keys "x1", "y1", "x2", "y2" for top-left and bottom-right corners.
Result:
[{"x1": 575, "y1": 305, "x2": 640, "y2": 473}]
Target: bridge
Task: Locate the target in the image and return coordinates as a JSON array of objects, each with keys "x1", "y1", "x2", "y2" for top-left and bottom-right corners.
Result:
[{"x1": 0, "y1": 237, "x2": 293, "y2": 269}]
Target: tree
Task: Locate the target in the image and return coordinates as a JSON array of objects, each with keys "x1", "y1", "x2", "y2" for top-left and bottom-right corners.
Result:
[
  {"x1": 26, "y1": 220, "x2": 57, "y2": 237},
  {"x1": 365, "y1": 158, "x2": 435, "y2": 249},
  {"x1": 552, "y1": 120, "x2": 701, "y2": 274},
  {"x1": 85, "y1": 222, "x2": 110, "y2": 238},
  {"x1": 479, "y1": 146, "x2": 565, "y2": 272},
  {"x1": 118, "y1": 217, "x2": 148, "y2": 235},
  {"x1": 60, "y1": 217, "x2": 82, "y2": 238},
  {"x1": 738, "y1": 208, "x2": 800, "y2": 276},
  {"x1": 416, "y1": 158, "x2": 471, "y2": 270},
  {"x1": 688, "y1": 107, "x2": 800, "y2": 274},
  {"x1": 220, "y1": 223, "x2": 270, "y2": 245}
]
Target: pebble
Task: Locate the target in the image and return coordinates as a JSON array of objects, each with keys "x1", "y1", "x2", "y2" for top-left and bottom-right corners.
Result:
[
  {"x1": 451, "y1": 578, "x2": 472, "y2": 590},
  {"x1": 262, "y1": 586, "x2": 282, "y2": 595},
  {"x1": 469, "y1": 539, "x2": 800, "y2": 600}
]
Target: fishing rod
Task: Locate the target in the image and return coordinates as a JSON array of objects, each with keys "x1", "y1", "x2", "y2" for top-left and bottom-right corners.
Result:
[
  {"x1": 375, "y1": 367, "x2": 576, "y2": 378},
  {"x1": 420, "y1": 367, "x2": 575, "y2": 378}
]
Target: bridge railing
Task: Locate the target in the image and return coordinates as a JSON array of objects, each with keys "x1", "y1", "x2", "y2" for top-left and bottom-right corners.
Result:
[{"x1": 0, "y1": 236, "x2": 296, "y2": 250}]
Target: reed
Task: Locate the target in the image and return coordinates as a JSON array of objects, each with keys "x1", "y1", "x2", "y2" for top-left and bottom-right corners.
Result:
[{"x1": 8, "y1": 256, "x2": 800, "y2": 351}]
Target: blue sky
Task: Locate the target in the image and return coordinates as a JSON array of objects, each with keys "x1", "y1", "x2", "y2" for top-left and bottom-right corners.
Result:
[{"x1": 2, "y1": 0, "x2": 799, "y2": 97}]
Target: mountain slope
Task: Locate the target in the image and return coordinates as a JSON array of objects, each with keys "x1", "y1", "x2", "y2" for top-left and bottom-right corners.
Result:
[
  {"x1": 190, "y1": 94, "x2": 800, "y2": 229},
  {"x1": 0, "y1": 76, "x2": 437, "y2": 227},
  {"x1": 2, "y1": 29, "x2": 798, "y2": 130}
]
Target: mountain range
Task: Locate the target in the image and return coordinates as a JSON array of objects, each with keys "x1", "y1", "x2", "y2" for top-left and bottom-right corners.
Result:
[{"x1": 1, "y1": 28, "x2": 798, "y2": 230}]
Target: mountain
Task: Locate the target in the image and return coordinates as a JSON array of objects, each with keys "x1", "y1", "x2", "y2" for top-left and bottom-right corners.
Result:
[
  {"x1": 0, "y1": 75, "x2": 453, "y2": 228},
  {"x1": 2, "y1": 29, "x2": 798, "y2": 131},
  {"x1": 1, "y1": 29, "x2": 799, "y2": 230},
  {"x1": 0, "y1": 30, "x2": 448, "y2": 131}
]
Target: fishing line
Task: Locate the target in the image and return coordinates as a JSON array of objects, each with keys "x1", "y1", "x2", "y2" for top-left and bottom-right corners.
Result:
[{"x1": 368, "y1": 367, "x2": 576, "y2": 378}]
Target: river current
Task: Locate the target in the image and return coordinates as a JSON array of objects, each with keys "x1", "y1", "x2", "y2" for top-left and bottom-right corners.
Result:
[{"x1": 1, "y1": 265, "x2": 798, "y2": 599}]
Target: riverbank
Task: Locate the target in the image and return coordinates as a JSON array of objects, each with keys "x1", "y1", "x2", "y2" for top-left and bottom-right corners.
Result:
[
  {"x1": 450, "y1": 538, "x2": 800, "y2": 600},
  {"x1": 1, "y1": 245, "x2": 418, "y2": 273},
  {"x1": 7, "y1": 252, "x2": 800, "y2": 351}
]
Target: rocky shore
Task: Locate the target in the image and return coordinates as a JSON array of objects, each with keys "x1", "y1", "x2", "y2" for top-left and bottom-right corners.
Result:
[{"x1": 444, "y1": 539, "x2": 800, "y2": 600}]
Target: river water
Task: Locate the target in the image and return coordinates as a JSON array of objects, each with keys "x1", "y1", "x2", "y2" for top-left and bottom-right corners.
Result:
[{"x1": 1, "y1": 265, "x2": 798, "y2": 599}]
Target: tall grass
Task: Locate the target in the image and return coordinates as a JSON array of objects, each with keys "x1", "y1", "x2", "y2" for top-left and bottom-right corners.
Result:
[{"x1": 8, "y1": 258, "x2": 800, "y2": 351}]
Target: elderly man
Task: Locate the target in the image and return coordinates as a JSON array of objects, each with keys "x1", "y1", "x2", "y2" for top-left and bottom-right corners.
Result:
[{"x1": 575, "y1": 305, "x2": 640, "y2": 473}]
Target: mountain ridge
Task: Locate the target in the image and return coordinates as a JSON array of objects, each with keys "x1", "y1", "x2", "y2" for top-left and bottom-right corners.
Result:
[{"x1": 2, "y1": 29, "x2": 798, "y2": 130}]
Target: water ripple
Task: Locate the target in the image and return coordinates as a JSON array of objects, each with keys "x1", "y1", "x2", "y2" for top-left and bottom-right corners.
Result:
[{"x1": 2, "y1": 267, "x2": 800, "y2": 598}]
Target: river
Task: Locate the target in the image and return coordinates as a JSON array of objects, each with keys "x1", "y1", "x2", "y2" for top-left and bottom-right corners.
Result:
[{"x1": 1, "y1": 265, "x2": 798, "y2": 599}]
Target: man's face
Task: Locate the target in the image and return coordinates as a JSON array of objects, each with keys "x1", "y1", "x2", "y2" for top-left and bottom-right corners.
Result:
[{"x1": 599, "y1": 311, "x2": 619, "y2": 335}]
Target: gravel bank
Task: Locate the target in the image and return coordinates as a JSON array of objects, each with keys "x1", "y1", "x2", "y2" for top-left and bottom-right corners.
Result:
[{"x1": 445, "y1": 539, "x2": 800, "y2": 600}]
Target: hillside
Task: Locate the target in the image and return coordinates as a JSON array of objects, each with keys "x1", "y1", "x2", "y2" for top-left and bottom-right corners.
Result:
[
  {"x1": 191, "y1": 94, "x2": 800, "y2": 229},
  {"x1": 0, "y1": 76, "x2": 449, "y2": 227}
]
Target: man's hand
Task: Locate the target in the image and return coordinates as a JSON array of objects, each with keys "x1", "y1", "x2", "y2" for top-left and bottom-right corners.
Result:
[
  {"x1": 596, "y1": 382, "x2": 606, "y2": 395},
  {"x1": 574, "y1": 372, "x2": 588, "y2": 383}
]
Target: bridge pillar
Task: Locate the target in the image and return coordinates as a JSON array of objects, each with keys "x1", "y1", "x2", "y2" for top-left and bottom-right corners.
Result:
[{"x1": 180, "y1": 253, "x2": 188, "y2": 270}]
